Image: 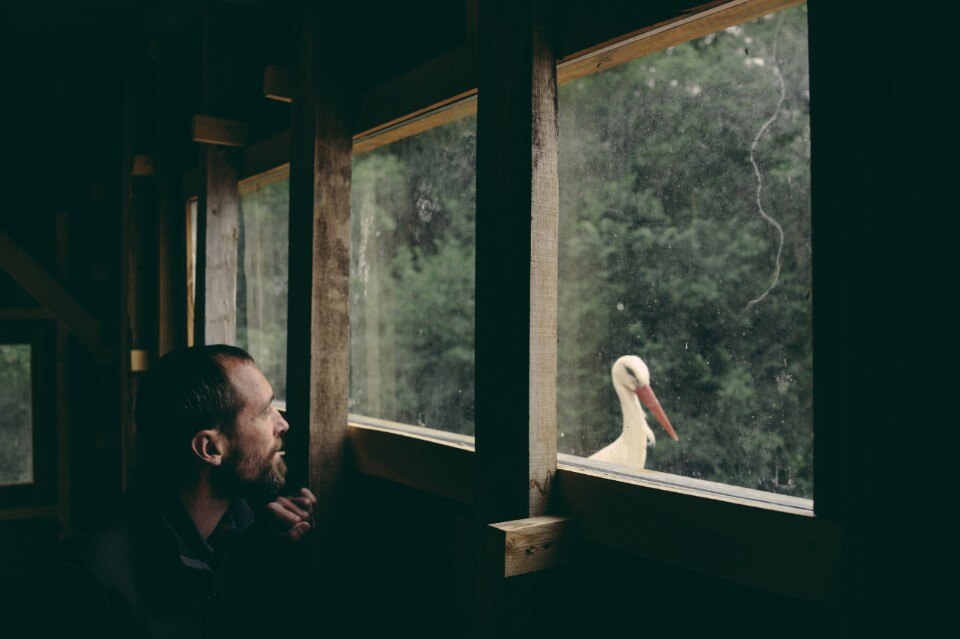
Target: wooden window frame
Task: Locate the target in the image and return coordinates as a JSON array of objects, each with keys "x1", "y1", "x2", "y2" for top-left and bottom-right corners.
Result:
[{"x1": 195, "y1": 0, "x2": 839, "y2": 604}]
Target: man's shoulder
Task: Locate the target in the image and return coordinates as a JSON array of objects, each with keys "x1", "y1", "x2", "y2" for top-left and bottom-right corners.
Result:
[{"x1": 57, "y1": 492, "x2": 161, "y2": 579}]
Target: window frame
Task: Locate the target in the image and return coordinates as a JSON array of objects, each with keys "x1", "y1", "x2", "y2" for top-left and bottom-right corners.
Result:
[{"x1": 191, "y1": 0, "x2": 839, "y2": 604}]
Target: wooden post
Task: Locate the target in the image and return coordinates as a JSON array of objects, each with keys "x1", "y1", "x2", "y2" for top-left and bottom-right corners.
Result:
[
  {"x1": 476, "y1": 0, "x2": 558, "y2": 529},
  {"x1": 475, "y1": 0, "x2": 560, "y2": 631},
  {"x1": 286, "y1": 0, "x2": 353, "y2": 544},
  {"x1": 195, "y1": 0, "x2": 241, "y2": 346},
  {"x1": 156, "y1": 36, "x2": 188, "y2": 356},
  {"x1": 55, "y1": 211, "x2": 71, "y2": 537}
]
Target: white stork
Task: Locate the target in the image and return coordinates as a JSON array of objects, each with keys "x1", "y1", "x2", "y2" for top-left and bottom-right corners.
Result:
[{"x1": 589, "y1": 355, "x2": 679, "y2": 469}]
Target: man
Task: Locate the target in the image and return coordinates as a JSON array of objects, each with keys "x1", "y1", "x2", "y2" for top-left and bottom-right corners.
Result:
[{"x1": 29, "y1": 345, "x2": 315, "y2": 638}]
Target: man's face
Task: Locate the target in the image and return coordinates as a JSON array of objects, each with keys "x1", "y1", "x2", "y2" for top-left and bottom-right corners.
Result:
[{"x1": 217, "y1": 360, "x2": 290, "y2": 496}]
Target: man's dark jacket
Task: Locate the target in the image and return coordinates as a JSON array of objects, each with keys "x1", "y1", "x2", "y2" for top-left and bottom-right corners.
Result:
[{"x1": 22, "y1": 488, "x2": 299, "y2": 638}]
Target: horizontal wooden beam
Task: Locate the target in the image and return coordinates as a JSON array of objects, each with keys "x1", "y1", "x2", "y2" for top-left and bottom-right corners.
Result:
[
  {"x1": 0, "y1": 229, "x2": 108, "y2": 360},
  {"x1": 192, "y1": 114, "x2": 249, "y2": 147},
  {"x1": 557, "y1": 467, "x2": 840, "y2": 604},
  {"x1": 263, "y1": 64, "x2": 292, "y2": 102},
  {"x1": 0, "y1": 505, "x2": 59, "y2": 522},
  {"x1": 558, "y1": 0, "x2": 803, "y2": 84},
  {"x1": 488, "y1": 515, "x2": 578, "y2": 577},
  {"x1": 0, "y1": 308, "x2": 54, "y2": 320},
  {"x1": 347, "y1": 420, "x2": 475, "y2": 505}
]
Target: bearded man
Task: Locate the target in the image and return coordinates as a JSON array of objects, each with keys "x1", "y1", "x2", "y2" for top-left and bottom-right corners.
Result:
[{"x1": 37, "y1": 345, "x2": 316, "y2": 638}]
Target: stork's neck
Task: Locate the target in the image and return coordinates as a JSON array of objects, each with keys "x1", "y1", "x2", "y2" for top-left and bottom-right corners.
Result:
[{"x1": 614, "y1": 383, "x2": 649, "y2": 446}]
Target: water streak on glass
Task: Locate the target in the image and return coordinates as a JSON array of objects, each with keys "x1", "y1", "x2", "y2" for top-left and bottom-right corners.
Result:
[{"x1": 350, "y1": 116, "x2": 477, "y2": 435}]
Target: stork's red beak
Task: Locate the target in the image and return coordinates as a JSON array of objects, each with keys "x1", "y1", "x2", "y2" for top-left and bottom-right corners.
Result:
[{"x1": 636, "y1": 385, "x2": 679, "y2": 442}]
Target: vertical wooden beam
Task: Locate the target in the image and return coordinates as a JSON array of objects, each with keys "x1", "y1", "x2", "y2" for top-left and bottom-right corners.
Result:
[
  {"x1": 55, "y1": 211, "x2": 71, "y2": 537},
  {"x1": 476, "y1": 0, "x2": 559, "y2": 526},
  {"x1": 475, "y1": 0, "x2": 560, "y2": 631},
  {"x1": 286, "y1": 0, "x2": 353, "y2": 536},
  {"x1": 196, "y1": 0, "x2": 241, "y2": 346},
  {"x1": 156, "y1": 36, "x2": 188, "y2": 356}
]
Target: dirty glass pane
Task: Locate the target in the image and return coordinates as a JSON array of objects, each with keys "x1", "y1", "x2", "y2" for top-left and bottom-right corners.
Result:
[
  {"x1": 237, "y1": 170, "x2": 289, "y2": 405},
  {"x1": 350, "y1": 115, "x2": 476, "y2": 435},
  {"x1": 0, "y1": 344, "x2": 33, "y2": 486},
  {"x1": 557, "y1": 5, "x2": 812, "y2": 498}
]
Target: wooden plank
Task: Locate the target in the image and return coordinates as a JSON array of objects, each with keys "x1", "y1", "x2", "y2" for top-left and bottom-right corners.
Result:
[
  {"x1": 558, "y1": 453, "x2": 812, "y2": 515},
  {"x1": 240, "y1": 130, "x2": 290, "y2": 179},
  {"x1": 0, "y1": 229, "x2": 106, "y2": 360},
  {"x1": 347, "y1": 422, "x2": 475, "y2": 505},
  {"x1": 156, "y1": 36, "x2": 188, "y2": 356},
  {"x1": 0, "y1": 505, "x2": 59, "y2": 522},
  {"x1": 354, "y1": 96, "x2": 476, "y2": 156},
  {"x1": 354, "y1": 43, "x2": 477, "y2": 139},
  {"x1": 263, "y1": 64, "x2": 292, "y2": 102},
  {"x1": 196, "y1": 1, "x2": 242, "y2": 346},
  {"x1": 192, "y1": 114, "x2": 249, "y2": 147},
  {"x1": 475, "y1": 1, "x2": 559, "y2": 631},
  {"x1": 476, "y1": 0, "x2": 558, "y2": 524},
  {"x1": 558, "y1": 0, "x2": 803, "y2": 84},
  {"x1": 130, "y1": 349, "x2": 152, "y2": 372},
  {"x1": 285, "y1": 0, "x2": 353, "y2": 537},
  {"x1": 557, "y1": 468, "x2": 840, "y2": 604},
  {"x1": 488, "y1": 515, "x2": 578, "y2": 577},
  {"x1": 0, "y1": 308, "x2": 54, "y2": 320},
  {"x1": 55, "y1": 211, "x2": 71, "y2": 537}
]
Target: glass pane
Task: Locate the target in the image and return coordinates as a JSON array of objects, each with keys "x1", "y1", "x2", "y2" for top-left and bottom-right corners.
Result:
[
  {"x1": 237, "y1": 170, "x2": 289, "y2": 404},
  {"x1": 350, "y1": 115, "x2": 476, "y2": 435},
  {"x1": 0, "y1": 344, "x2": 33, "y2": 486},
  {"x1": 557, "y1": 5, "x2": 812, "y2": 498}
]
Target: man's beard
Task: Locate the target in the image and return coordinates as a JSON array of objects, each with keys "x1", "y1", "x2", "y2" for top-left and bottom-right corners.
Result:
[{"x1": 213, "y1": 441, "x2": 287, "y2": 498}]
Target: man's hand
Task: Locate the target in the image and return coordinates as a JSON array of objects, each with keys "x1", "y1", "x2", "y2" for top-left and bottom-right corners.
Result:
[{"x1": 266, "y1": 487, "x2": 317, "y2": 543}]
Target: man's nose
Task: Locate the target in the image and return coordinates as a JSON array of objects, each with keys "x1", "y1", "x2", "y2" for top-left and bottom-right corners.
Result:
[{"x1": 276, "y1": 411, "x2": 290, "y2": 435}]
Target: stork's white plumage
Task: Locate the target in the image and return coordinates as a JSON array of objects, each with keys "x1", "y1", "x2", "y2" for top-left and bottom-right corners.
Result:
[{"x1": 589, "y1": 355, "x2": 679, "y2": 469}]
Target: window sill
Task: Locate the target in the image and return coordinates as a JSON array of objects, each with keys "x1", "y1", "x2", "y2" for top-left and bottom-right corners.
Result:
[{"x1": 346, "y1": 419, "x2": 839, "y2": 603}]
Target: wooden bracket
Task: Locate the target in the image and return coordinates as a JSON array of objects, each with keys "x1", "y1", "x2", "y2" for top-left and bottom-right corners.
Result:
[
  {"x1": 192, "y1": 115, "x2": 249, "y2": 147},
  {"x1": 130, "y1": 349, "x2": 152, "y2": 372},
  {"x1": 487, "y1": 515, "x2": 578, "y2": 577},
  {"x1": 263, "y1": 65, "x2": 292, "y2": 103},
  {"x1": 131, "y1": 154, "x2": 155, "y2": 176}
]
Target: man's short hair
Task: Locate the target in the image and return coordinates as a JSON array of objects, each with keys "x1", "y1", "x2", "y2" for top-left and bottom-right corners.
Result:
[{"x1": 135, "y1": 345, "x2": 254, "y2": 476}]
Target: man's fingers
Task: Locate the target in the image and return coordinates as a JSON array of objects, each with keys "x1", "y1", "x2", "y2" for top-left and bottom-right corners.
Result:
[
  {"x1": 284, "y1": 521, "x2": 311, "y2": 543},
  {"x1": 267, "y1": 501, "x2": 302, "y2": 526},
  {"x1": 275, "y1": 496, "x2": 309, "y2": 520},
  {"x1": 299, "y1": 487, "x2": 317, "y2": 505}
]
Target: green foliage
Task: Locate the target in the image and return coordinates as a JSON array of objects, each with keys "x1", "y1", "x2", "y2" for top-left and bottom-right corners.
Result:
[{"x1": 0, "y1": 344, "x2": 34, "y2": 485}]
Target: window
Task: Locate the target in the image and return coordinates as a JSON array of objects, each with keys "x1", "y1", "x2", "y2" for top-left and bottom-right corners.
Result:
[
  {"x1": 557, "y1": 4, "x2": 812, "y2": 499},
  {"x1": 0, "y1": 343, "x2": 33, "y2": 486},
  {"x1": 349, "y1": 114, "x2": 477, "y2": 436},
  {"x1": 236, "y1": 167, "x2": 290, "y2": 404}
]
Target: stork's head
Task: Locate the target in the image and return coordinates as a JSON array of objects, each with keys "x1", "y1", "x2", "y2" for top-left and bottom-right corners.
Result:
[{"x1": 612, "y1": 355, "x2": 679, "y2": 442}]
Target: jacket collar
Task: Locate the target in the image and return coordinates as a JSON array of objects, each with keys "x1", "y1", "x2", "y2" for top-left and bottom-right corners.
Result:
[{"x1": 152, "y1": 489, "x2": 255, "y2": 572}]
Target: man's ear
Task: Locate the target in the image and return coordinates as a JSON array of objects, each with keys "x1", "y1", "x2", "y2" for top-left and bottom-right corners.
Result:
[{"x1": 190, "y1": 429, "x2": 226, "y2": 466}]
